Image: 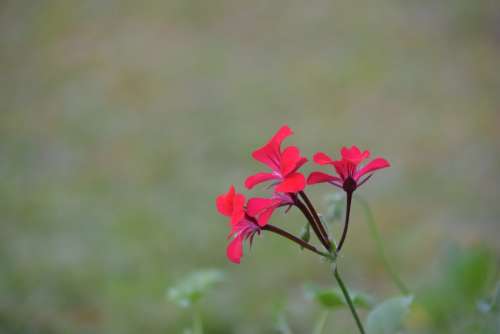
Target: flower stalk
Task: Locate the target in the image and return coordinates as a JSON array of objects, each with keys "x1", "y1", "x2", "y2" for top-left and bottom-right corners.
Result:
[
  {"x1": 336, "y1": 191, "x2": 353, "y2": 253},
  {"x1": 292, "y1": 195, "x2": 331, "y2": 251},
  {"x1": 333, "y1": 268, "x2": 365, "y2": 334},
  {"x1": 263, "y1": 224, "x2": 330, "y2": 258},
  {"x1": 295, "y1": 194, "x2": 365, "y2": 334},
  {"x1": 299, "y1": 191, "x2": 330, "y2": 249}
]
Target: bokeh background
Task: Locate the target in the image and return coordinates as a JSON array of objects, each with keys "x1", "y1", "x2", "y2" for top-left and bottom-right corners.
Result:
[{"x1": 1, "y1": 0, "x2": 500, "y2": 333}]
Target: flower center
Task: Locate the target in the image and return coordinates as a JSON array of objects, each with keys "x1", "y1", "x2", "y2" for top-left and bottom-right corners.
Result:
[
  {"x1": 343, "y1": 176, "x2": 357, "y2": 193},
  {"x1": 272, "y1": 171, "x2": 283, "y2": 179}
]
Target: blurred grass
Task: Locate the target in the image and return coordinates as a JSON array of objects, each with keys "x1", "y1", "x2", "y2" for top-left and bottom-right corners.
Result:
[{"x1": 1, "y1": 0, "x2": 500, "y2": 333}]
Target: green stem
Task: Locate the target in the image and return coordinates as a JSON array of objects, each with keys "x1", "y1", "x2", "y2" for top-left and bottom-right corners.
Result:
[
  {"x1": 312, "y1": 310, "x2": 329, "y2": 334},
  {"x1": 295, "y1": 192, "x2": 362, "y2": 333},
  {"x1": 333, "y1": 268, "x2": 365, "y2": 334},
  {"x1": 356, "y1": 197, "x2": 410, "y2": 295},
  {"x1": 193, "y1": 309, "x2": 203, "y2": 334}
]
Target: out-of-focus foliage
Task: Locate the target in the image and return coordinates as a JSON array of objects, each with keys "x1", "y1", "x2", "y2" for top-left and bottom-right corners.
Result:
[
  {"x1": 1, "y1": 0, "x2": 500, "y2": 333},
  {"x1": 366, "y1": 295, "x2": 413, "y2": 334},
  {"x1": 272, "y1": 300, "x2": 294, "y2": 334},
  {"x1": 324, "y1": 192, "x2": 345, "y2": 223},
  {"x1": 168, "y1": 270, "x2": 224, "y2": 308},
  {"x1": 305, "y1": 283, "x2": 374, "y2": 310},
  {"x1": 478, "y1": 281, "x2": 500, "y2": 314},
  {"x1": 414, "y1": 245, "x2": 496, "y2": 332}
]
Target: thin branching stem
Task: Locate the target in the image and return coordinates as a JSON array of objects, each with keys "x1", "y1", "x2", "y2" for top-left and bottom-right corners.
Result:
[
  {"x1": 336, "y1": 191, "x2": 352, "y2": 252},
  {"x1": 268, "y1": 191, "x2": 365, "y2": 334},
  {"x1": 299, "y1": 191, "x2": 330, "y2": 249},
  {"x1": 298, "y1": 191, "x2": 365, "y2": 334},
  {"x1": 263, "y1": 224, "x2": 330, "y2": 258},
  {"x1": 333, "y1": 268, "x2": 365, "y2": 334},
  {"x1": 293, "y1": 195, "x2": 331, "y2": 250}
]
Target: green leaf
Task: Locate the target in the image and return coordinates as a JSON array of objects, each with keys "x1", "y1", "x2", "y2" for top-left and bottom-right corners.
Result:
[
  {"x1": 351, "y1": 291, "x2": 376, "y2": 309},
  {"x1": 167, "y1": 270, "x2": 225, "y2": 308},
  {"x1": 366, "y1": 295, "x2": 413, "y2": 334},
  {"x1": 478, "y1": 280, "x2": 500, "y2": 314},
  {"x1": 308, "y1": 287, "x2": 344, "y2": 309},
  {"x1": 450, "y1": 247, "x2": 495, "y2": 300},
  {"x1": 417, "y1": 245, "x2": 496, "y2": 323},
  {"x1": 305, "y1": 284, "x2": 374, "y2": 310}
]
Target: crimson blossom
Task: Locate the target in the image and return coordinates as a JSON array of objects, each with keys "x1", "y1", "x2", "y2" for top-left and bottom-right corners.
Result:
[
  {"x1": 216, "y1": 185, "x2": 260, "y2": 264},
  {"x1": 247, "y1": 193, "x2": 294, "y2": 227},
  {"x1": 216, "y1": 186, "x2": 294, "y2": 263},
  {"x1": 215, "y1": 185, "x2": 245, "y2": 226},
  {"x1": 245, "y1": 125, "x2": 308, "y2": 193},
  {"x1": 307, "y1": 145, "x2": 390, "y2": 194}
]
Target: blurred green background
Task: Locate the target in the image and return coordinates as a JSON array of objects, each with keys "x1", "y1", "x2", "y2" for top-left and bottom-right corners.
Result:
[{"x1": 1, "y1": 0, "x2": 500, "y2": 333}]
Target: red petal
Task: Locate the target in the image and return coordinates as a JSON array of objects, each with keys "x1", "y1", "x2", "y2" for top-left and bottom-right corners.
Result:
[
  {"x1": 280, "y1": 146, "x2": 307, "y2": 176},
  {"x1": 332, "y1": 160, "x2": 348, "y2": 180},
  {"x1": 313, "y1": 152, "x2": 335, "y2": 165},
  {"x1": 295, "y1": 157, "x2": 308, "y2": 171},
  {"x1": 251, "y1": 125, "x2": 293, "y2": 171},
  {"x1": 215, "y1": 185, "x2": 236, "y2": 216},
  {"x1": 226, "y1": 235, "x2": 244, "y2": 264},
  {"x1": 247, "y1": 198, "x2": 278, "y2": 226},
  {"x1": 270, "y1": 125, "x2": 293, "y2": 147},
  {"x1": 230, "y1": 193, "x2": 246, "y2": 225},
  {"x1": 275, "y1": 172, "x2": 306, "y2": 193},
  {"x1": 355, "y1": 158, "x2": 390, "y2": 180},
  {"x1": 247, "y1": 197, "x2": 276, "y2": 216},
  {"x1": 341, "y1": 146, "x2": 370, "y2": 165},
  {"x1": 307, "y1": 171, "x2": 341, "y2": 185},
  {"x1": 244, "y1": 172, "x2": 280, "y2": 190},
  {"x1": 256, "y1": 208, "x2": 274, "y2": 227}
]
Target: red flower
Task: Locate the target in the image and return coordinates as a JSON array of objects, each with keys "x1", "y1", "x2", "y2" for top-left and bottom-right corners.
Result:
[
  {"x1": 245, "y1": 125, "x2": 308, "y2": 193},
  {"x1": 307, "y1": 145, "x2": 390, "y2": 193},
  {"x1": 216, "y1": 185, "x2": 245, "y2": 226},
  {"x1": 226, "y1": 218, "x2": 261, "y2": 264},
  {"x1": 216, "y1": 185, "x2": 261, "y2": 264},
  {"x1": 247, "y1": 193, "x2": 294, "y2": 227}
]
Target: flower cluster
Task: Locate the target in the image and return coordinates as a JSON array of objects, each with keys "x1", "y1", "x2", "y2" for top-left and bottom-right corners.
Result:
[{"x1": 216, "y1": 125, "x2": 390, "y2": 263}]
